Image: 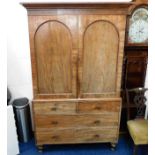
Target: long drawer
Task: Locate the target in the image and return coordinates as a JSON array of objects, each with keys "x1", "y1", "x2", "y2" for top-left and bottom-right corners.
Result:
[
  {"x1": 36, "y1": 127, "x2": 118, "y2": 145},
  {"x1": 35, "y1": 114, "x2": 119, "y2": 131}
]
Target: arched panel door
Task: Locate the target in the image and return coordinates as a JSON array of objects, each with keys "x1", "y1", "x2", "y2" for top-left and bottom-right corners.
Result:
[
  {"x1": 34, "y1": 21, "x2": 76, "y2": 98},
  {"x1": 79, "y1": 20, "x2": 119, "y2": 98}
]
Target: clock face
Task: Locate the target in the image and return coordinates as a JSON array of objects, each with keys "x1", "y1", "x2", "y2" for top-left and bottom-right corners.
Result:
[{"x1": 128, "y1": 7, "x2": 148, "y2": 44}]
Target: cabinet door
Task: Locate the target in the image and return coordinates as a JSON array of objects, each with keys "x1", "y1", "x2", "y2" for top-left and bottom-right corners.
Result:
[
  {"x1": 29, "y1": 16, "x2": 78, "y2": 98},
  {"x1": 78, "y1": 15, "x2": 126, "y2": 98}
]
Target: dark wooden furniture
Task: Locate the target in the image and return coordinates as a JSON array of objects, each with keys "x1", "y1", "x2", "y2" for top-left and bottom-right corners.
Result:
[
  {"x1": 126, "y1": 87, "x2": 148, "y2": 155},
  {"x1": 22, "y1": 2, "x2": 133, "y2": 151},
  {"x1": 120, "y1": 0, "x2": 148, "y2": 132}
]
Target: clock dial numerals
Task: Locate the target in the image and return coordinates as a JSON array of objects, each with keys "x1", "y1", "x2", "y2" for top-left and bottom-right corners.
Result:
[
  {"x1": 129, "y1": 20, "x2": 148, "y2": 43},
  {"x1": 128, "y1": 7, "x2": 148, "y2": 44}
]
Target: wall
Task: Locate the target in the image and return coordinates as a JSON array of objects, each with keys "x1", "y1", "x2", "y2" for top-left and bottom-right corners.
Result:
[
  {"x1": 7, "y1": 2, "x2": 33, "y2": 102},
  {"x1": 7, "y1": 1, "x2": 34, "y2": 133}
]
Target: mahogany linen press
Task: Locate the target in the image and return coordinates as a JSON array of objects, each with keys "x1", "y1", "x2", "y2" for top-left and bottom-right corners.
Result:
[{"x1": 22, "y1": 2, "x2": 132, "y2": 151}]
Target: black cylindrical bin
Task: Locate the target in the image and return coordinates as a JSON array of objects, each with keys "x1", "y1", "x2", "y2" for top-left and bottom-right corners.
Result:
[{"x1": 12, "y1": 98, "x2": 32, "y2": 143}]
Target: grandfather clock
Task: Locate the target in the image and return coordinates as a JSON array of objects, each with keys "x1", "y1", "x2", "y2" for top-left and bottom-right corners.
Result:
[{"x1": 121, "y1": 0, "x2": 148, "y2": 132}]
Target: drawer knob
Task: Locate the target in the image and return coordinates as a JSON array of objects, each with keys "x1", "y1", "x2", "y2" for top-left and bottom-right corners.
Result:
[
  {"x1": 51, "y1": 121, "x2": 58, "y2": 125},
  {"x1": 51, "y1": 135, "x2": 59, "y2": 139},
  {"x1": 93, "y1": 120, "x2": 101, "y2": 125},
  {"x1": 51, "y1": 107, "x2": 57, "y2": 111},
  {"x1": 94, "y1": 106, "x2": 101, "y2": 110},
  {"x1": 94, "y1": 134, "x2": 100, "y2": 138}
]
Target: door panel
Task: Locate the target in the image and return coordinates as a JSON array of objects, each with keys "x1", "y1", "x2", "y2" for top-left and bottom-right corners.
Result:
[
  {"x1": 29, "y1": 15, "x2": 78, "y2": 98},
  {"x1": 35, "y1": 21, "x2": 72, "y2": 94},
  {"x1": 82, "y1": 21, "x2": 118, "y2": 93},
  {"x1": 78, "y1": 15, "x2": 123, "y2": 98}
]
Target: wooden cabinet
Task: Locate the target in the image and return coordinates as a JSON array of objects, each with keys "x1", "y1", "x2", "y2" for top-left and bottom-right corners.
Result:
[{"x1": 23, "y1": 3, "x2": 132, "y2": 150}]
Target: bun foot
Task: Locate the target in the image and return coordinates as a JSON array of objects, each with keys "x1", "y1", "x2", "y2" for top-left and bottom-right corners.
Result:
[
  {"x1": 37, "y1": 145, "x2": 43, "y2": 152},
  {"x1": 111, "y1": 143, "x2": 116, "y2": 151}
]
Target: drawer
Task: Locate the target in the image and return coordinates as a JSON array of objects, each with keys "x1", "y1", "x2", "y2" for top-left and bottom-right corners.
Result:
[
  {"x1": 33, "y1": 100, "x2": 76, "y2": 114},
  {"x1": 36, "y1": 127, "x2": 117, "y2": 145},
  {"x1": 35, "y1": 114, "x2": 119, "y2": 131},
  {"x1": 77, "y1": 100, "x2": 121, "y2": 114}
]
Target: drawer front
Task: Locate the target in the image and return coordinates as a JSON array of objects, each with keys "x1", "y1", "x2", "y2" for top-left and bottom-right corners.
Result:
[
  {"x1": 36, "y1": 127, "x2": 117, "y2": 145},
  {"x1": 33, "y1": 101, "x2": 76, "y2": 114},
  {"x1": 77, "y1": 100, "x2": 121, "y2": 114},
  {"x1": 35, "y1": 114, "x2": 119, "y2": 131}
]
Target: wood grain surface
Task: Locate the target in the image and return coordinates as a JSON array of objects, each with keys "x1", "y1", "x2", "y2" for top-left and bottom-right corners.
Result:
[
  {"x1": 78, "y1": 15, "x2": 126, "y2": 98},
  {"x1": 28, "y1": 15, "x2": 78, "y2": 98},
  {"x1": 81, "y1": 20, "x2": 119, "y2": 94},
  {"x1": 78, "y1": 100, "x2": 120, "y2": 114},
  {"x1": 35, "y1": 114, "x2": 119, "y2": 130},
  {"x1": 35, "y1": 21, "x2": 72, "y2": 94},
  {"x1": 36, "y1": 127, "x2": 118, "y2": 145},
  {"x1": 24, "y1": 2, "x2": 130, "y2": 147},
  {"x1": 33, "y1": 101, "x2": 76, "y2": 115}
]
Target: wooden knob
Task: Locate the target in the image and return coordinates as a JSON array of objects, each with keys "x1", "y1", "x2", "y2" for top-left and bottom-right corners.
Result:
[
  {"x1": 51, "y1": 121, "x2": 58, "y2": 125},
  {"x1": 94, "y1": 134, "x2": 100, "y2": 138},
  {"x1": 51, "y1": 107, "x2": 57, "y2": 111},
  {"x1": 94, "y1": 106, "x2": 101, "y2": 110},
  {"x1": 51, "y1": 135, "x2": 59, "y2": 139},
  {"x1": 94, "y1": 120, "x2": 100, "y2": 125}
]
